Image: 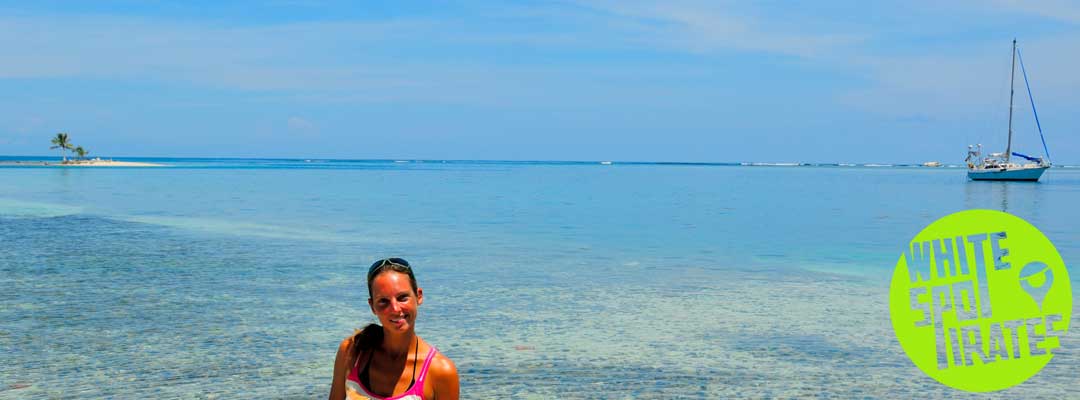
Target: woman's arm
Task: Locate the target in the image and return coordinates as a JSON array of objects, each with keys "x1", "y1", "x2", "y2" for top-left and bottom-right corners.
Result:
[
  {"x1": 328, "y1": 337, "x2": 353, "y2": 400},
  {"x1": 429, "y1": 354, "x2": 459, "y2": 400}
]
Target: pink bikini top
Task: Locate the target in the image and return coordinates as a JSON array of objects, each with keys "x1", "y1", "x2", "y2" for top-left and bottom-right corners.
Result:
[{"x1": 345, "y1": 346, "x2": 438, "y2": 400}]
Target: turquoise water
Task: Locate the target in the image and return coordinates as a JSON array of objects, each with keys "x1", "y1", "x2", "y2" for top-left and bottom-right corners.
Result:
[{"x1": 1, "y1": 159, "x2": 1078, "y2": 398}]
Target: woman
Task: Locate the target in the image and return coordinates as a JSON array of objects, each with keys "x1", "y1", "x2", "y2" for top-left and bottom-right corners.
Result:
[{"x1": 330, "y1": 258, "x2": 459, "y2": 400}]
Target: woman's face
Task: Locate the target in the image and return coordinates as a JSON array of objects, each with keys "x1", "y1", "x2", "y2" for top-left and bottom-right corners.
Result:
[{"x1": 368, "y1": 271, "x2": 423, "y2": 333}]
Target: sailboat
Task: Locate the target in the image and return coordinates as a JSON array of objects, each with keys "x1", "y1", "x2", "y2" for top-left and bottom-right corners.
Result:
[{"x1": 966, "y1": 39, "x2": 1052, "y2": 181}]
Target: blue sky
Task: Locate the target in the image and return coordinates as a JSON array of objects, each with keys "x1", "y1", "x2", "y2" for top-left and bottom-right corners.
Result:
[{"x1": 2, "y1": 1, "x2": 1079, "y2": 163}]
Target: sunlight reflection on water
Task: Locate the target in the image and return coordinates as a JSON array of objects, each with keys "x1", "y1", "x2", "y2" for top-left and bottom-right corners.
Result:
[{"x1": 2, "y1": 163, "x2": 1079, "y2": 398}]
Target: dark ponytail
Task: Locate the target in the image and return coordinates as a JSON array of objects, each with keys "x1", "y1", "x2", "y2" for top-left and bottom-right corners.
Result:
[{"x1": 349, "y1": 323, "x2": 383, "y2": 362}]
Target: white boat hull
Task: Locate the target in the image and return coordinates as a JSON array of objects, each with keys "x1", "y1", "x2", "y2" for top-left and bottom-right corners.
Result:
[{"x1": 967, "y1": 165, "x2": 1048, "y2": 181}]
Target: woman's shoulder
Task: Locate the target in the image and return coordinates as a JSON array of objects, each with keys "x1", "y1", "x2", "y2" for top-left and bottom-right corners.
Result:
[
  {"x1": 339, "y1": 335, "x2": 354, "y2": 350},
  {"x1": 336, "y1": 335, "x2": 369, "y2": 367},
  {"x1": 334, "y1": 336, "x2": 354, "y2": 366},
  {"x1": 337, "y1": 336, "x2": 355, "y2": 356},
  {"x1": 423, "y1": 346, "x2": 459, "y2": 399},
  {"x1": 427, "y1": 347, "x2": 458, "y2": 379}
]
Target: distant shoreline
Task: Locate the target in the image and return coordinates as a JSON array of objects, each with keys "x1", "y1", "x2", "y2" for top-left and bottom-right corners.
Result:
[
  {"x1": 0, "y1": 159, "x2": 164, "y2": 167},
  {"x1": 2, "y1": 156, "x2": 1079, "y2": 168}
]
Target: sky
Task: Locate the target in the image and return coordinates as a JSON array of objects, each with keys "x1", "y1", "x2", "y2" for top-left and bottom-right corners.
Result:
[{"x1": 2, "y1": 0, "x2": 1079, "y2": 163}]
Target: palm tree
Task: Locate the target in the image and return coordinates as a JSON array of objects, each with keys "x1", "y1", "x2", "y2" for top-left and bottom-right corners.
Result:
[
  {"x1": 50, "y1": 132, "x2": 73, "y2": 162},
  {"x1": 74, "y1": 146, "x2": 87, "y2": 161}
]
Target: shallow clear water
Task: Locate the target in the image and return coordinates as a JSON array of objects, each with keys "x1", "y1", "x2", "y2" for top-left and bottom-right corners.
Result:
[{"x1": 1, "y1": 159, "x2": 1078, "y2": 398}]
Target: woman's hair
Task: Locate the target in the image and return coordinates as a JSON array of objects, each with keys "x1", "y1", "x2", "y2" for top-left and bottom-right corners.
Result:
[
  {"x1": 350, "y1": 257, "x2": 419, "y2": 361},
  {"x1": 349, "y1": 323, "x2": 384, "y2": 361},
  {"x1": 365, "y1": 257, "x2": 418, "y2": 299}
]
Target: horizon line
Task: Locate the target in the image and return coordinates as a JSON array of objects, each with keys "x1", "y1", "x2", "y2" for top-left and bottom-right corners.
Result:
[{"x1": 6, "y1": 154, "x2": 1070, "y2": 167}]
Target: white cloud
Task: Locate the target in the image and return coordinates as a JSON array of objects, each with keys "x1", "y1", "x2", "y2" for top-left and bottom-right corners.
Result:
[
  {"x1": 0, "y1": 16, "x2": 434, "y2": 91},
  {"x1": 988, "y1": 0, "x2": 1080, "y2": 24},
  {"x1": 286, "y1": 116, "x2": 317, "y2": 136},
  {"x1": 0, "y1": 2, "x2": 862, "y2": 95},
  {"x1": 1, "y1": 3, "x2": 1077, "y2": 117},
  {"x1": 569, "y1": 0, "x2": 864, "y2": 58},
  {"x1": 838, "y1": 34, "x2": 1080, "y2": 121}
]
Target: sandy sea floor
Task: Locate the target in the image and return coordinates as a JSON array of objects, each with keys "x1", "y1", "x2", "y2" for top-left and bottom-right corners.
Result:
[{"x1": 2, "y1": 161, "x2": 1079, "y2": 398}]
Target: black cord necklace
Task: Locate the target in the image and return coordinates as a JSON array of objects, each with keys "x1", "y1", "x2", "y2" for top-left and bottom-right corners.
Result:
[
  {"x1": 408, "y1": 336, "x2": 419, "y2": 387},
  {"x1": 360, "y1": 335, "x2": 421, "y2": 394}
]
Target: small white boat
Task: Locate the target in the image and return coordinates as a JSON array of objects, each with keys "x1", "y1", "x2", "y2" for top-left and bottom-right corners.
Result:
[
  {"x1": 922, "y1": 161, "x2": 942, "y2": 167},
  {"x1": 967, "y1": 39, "x2": 1052, "y2": 182}
]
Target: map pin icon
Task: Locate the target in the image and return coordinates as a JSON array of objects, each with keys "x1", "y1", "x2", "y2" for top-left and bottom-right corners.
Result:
[{"x1": 1019, "y1": 261, "x2": 1054, "y2": 311}]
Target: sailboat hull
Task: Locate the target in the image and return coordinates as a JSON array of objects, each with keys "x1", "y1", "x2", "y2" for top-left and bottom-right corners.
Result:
[{"x1": 967, "y1": 166, "x2": 1048, "y2": 181}]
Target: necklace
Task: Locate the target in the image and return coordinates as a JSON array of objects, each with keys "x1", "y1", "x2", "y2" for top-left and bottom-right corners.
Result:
[
  {"x1": 408, "y1": 336, "x2": 419, "y2": 386},
  {"x1": 360, "y1": 336, "x2": 421, "y2": 395},
  {"x1": 385, "y1": 335, "x2": 416, "y2": 359}
]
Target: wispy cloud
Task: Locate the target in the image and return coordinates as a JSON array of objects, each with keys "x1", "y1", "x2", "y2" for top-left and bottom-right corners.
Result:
[
  {"x1": 988, "y1": 0, "x2": 1080, "y2": 24},
  {"x1": 2, "y1": 2, "x2": 1079, "y2": 162},
  {"x1": 286, "y1": 116, "x2": 317, "y2": 136},
  {"x1": 0, "y1": 9, "x2": 754, "y2": 110},
  {"x1": 569, "y1": 0, "x2": 864, "y2": 58},
  {"x1": 0, "y1": 16, "x2": 435, "y2": 91},
  {"x1": 838, "y1": 33, "x2": 1080, "y2": 121},
  {"x1": 0, "y1": 2, "x2": 863, "y2": 92}
]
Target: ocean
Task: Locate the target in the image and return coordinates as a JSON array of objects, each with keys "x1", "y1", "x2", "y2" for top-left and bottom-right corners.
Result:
[{"x1": 2, "y1": 158, "x2": 1078, "y2": 398}]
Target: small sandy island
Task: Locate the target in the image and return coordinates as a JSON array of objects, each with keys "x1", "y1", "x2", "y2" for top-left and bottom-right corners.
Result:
[
  {"x1": 2, "y1": 159, "x2": 165, "y2": 167},
  {"x1": 58, "y1": 159, "x2": 164, "y2": 167}
]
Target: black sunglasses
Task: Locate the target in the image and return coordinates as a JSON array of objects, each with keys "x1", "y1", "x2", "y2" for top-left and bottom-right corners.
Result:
[{"x1": 367, "y1": 257, "x2": 412, "y2": 280}]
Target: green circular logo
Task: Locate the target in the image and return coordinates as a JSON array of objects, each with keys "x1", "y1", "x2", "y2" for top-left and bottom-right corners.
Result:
[{"x1": 890, "y1": 209, "x2": 1072, "y2": 392}]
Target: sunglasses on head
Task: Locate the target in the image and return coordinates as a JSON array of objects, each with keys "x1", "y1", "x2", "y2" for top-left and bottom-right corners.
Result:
[{"x1": 368, "y1": 257, "x2": 412, "y2": 279}]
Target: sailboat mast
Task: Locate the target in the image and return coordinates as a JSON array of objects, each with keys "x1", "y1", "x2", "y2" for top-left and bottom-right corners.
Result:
[{"x1": 1006, "y1": 39, "x2": 1017, "y2": 164}]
